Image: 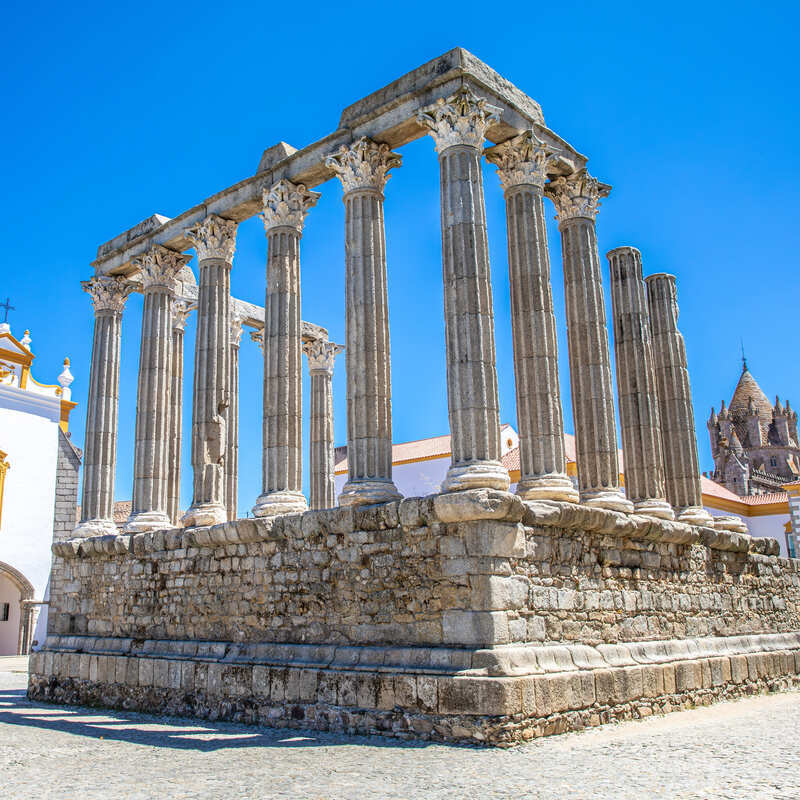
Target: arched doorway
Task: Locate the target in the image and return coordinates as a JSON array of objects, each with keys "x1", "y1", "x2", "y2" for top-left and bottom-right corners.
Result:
[{"x1": 0, "y1": 561, "x2": 35, "y2": 655}]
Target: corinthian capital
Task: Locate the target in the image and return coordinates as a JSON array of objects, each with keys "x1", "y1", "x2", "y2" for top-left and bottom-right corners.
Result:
[
  {"x1": 134, "y1": 245, "x2": 192, "y2": 292},
  {"x1": 417, "y1": 86, "x2": 501, "y2": 153},
  {"x1": 171, "y1": 298, "x2": 193, "y2": 332},
  {"x1": 326, "y1": 137, "x2": 401, "y2": 195},
  {"x1": 303, "y1": 339, "x2": 344, "y2": 374},
  {"x1": 261, "y1": 179, "x2": 320, "y2": 234},
  {"x1": 185, "y1": 214, "x2": 238, "y2": 262},
  {"x1": 544, "y1": 170, "x2": 611, "y2": 223},
  {"x1": 81, "y1": 275, "x2": 133, "y2": 314},
  {"x1": 485, "y1": 130, "x2": 556, "y2": 191}
]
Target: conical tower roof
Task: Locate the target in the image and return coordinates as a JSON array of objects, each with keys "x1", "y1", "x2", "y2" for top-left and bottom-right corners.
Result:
[{"x1": 729, "y1": 365, "x2": 772, "y2": 442}]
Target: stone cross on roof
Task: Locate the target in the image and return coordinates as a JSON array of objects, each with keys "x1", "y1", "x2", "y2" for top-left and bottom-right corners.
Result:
[{"x1": 0, "y1": 297, "x2": 14, "y2": 323}]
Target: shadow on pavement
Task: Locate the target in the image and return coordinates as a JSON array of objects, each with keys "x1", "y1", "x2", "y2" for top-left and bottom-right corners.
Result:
[{"x1": 0, "y1": 687, "x2": 457, "y2": 753}]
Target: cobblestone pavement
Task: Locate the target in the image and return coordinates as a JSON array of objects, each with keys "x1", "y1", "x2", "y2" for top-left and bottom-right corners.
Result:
[{"x1": 2, "y1": 657, "x2": 799, "y2": 800}]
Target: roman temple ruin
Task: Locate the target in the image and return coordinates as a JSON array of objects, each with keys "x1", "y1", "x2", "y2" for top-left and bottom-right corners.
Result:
[{"x1": 29, "y1": 49, "x2": 800, "y2": 745}]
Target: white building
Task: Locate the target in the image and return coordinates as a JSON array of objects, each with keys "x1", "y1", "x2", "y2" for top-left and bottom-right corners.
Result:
[
  {"x1": 336, "y1": 424, "x2": 794, "y2": 556},
  {"x1": 0, "y1": 322, "x2": 80, "y2": 654}
]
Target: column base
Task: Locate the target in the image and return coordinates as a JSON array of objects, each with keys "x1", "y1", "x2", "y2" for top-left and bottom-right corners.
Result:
[
  {"x1": 580, "y1": 488, "x2": 634, "y2": 514},
  {"x1": 338, "y1": 480, "x2": 402, "y2": 508},
  {"x1": 633, "y1": 498, "x2": 675, "y2": 521},
  {"x1": 124, "y1": 510, "x2": 173, "y2": 533},
  {"x1": 677, "y1": 505, "x2": 715, "y2": 526},
  {"x1": 442, "y1": 461, "x2": 510, "y2": 493},
  {"x1": 713, "y1": 515, "x2": 749, "y2": 534},
  {"x1": 72, "y1": 518, "x2": 118, "y2": 538},
  {"x1": 181, "y1": 502, "x2": 227, "y2": 528},
  {"x1": 516, "y1": 474, "x2": 579, "y2": 503},
  {"x1": 252, "y1": 490, "x2": 308, "y2": 518}
]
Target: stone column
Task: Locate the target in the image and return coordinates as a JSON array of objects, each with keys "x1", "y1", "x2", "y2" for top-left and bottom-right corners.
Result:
[
  {"x1": 326, "y1": 137, "x2": 402, "y2": 506},
  {"x1": 126, "y1": 246, "x2": 191, "y2": 532},
  {"x1": 167, "y1": 299, "x2": 191, "y2": 526},
  {"x1": 182, "y1": 214, "x2": 237, "y2": 528},
  {"x1": 303, "y1": 339, "x2": 344, "y2": 509},
  {"x1": 645, "y1": 273, "x2": 713, "y2": 525},
  {"x1": 226, "y1": 311, "x2": 243, "y2": 520},
  {"x1": 545, "y1": 171, "x2": 632, "y2": 512},
  {"x1": 608, "y1": 247, "x2": 674, "y2": 519},
  {"x1": 486, "y1": 131, "x2": 577, "y2": 502},
  {"x1": 418, "y1": 87, "x2": 510, "y2": 493},
  {"x1": 74, "y1": 276, "x2": 132, "y2": 536},
  {"x1": 252, "y1": 180, "x2": 318, "y2": 517}
]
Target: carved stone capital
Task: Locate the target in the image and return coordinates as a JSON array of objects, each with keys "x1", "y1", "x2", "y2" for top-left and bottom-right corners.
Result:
[
  {"x1": 303, "y1": 339, "x2": 344, "y2": 374},
  {"x1": 250, "y1": 329, "x2": 264, "y2": 351},
  {"x1": 133, "y1": 245, "x2": 192, "y2": 292},
  {"x1": 81, "y1": 275, "x2": 133, "y2": 314},
  {"x1": 185, "y1": 214, "x2": 238, "y2": 262},
  {"x1": 544, "y1": 170, "x2": 611, "y2": 223},
  {"x1": 417, "y1": 86, "x2": 501, "y2": 153},
  {"x1": 326, "y1": 137, "x2": 401, "y2": 195},
  {"x1": 171, "y1": 298, "x2": 193, "y2": 333},
  {"x1": 485, "y1": 130, "x2": 555, "y2": 191},
  {"x1": 261, "y1": 179, "x2": 320, "y2": 234}
]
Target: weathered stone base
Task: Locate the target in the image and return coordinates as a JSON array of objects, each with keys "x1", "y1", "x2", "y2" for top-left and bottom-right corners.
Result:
[{"x1": 28, "y1": 633, "x2": 800, "y2": 747}]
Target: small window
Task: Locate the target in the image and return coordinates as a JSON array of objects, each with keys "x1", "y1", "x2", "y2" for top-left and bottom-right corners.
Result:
[
  {"x1": 1, "y1": 603, "x2": 8, "y2": 622},
  {"x1": 770, "y1": 457, "x2": 777, "y2": 467}
]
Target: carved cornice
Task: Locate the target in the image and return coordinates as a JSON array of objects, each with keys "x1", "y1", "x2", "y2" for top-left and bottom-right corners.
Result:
[
  {"x1": 81, "y1": 276, "x2": 133, "y2": 314},
  {"x1": 261, "y1": 179, "x2": 320, "y2": 234},
  {"x1": 303, "y1": 339, "x2": 344, "y2": 374},
  {"x1": 171, "y1": 298, "x2": 193, "y2": 333},
  {"x1": 326, "y1": 137, "x2": 401, "y2": 195},
  {"x1": 485, "y1": 130, "x2": 556, "y2": 191},
  {"x1": 185, "y1": 214, "x2": 238, "y2": 262},
  {"x1": 133, "y1": 245, "x2": 192, "y2": 292},
  {"x1": 544, "y1": 170, "x2": 611, "y2": 223},
  {"x1": 417, "y1": 86, "x2": 501, "y2": 153}
]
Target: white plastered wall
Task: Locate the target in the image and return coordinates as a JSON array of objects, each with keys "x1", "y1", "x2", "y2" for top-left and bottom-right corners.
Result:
[{"x1": 0, "y1": 402, "x2": 59, "y2": 600}]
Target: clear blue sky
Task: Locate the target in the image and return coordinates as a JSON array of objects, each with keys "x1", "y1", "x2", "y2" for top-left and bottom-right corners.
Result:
[{"x1": 2, "y1": 1, "x2": 798, "y2": 511}]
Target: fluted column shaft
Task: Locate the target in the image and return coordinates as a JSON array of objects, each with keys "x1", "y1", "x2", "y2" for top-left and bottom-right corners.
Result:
[
  {"x1": 608, "y1": 247, "x2": 674, "y2": 520},
  {"x1": 253, "y1": 180, "x2": 318, "y2": 517},
  {"x1": 226, "y1": 315, "x2": 242, "y2": 521},
  {"x1": 182, "y1": 215, "x2": 237, "y2": 527},
  {"x1": 546, "y1": 172, "x2": 632, "y2": 512},
  {"x1": 75, "y1": 277, "x2": 131, "y2": 536},
  {"x1": 418, "y1": 88, "x2": 510, "y2": 493},
  {"x1": 327, "y1": 137, "x2": 402, "y2": 505},
  {"x1": 487, "y1": 132, "x2": 577, "y2": 502},
  {"x1": 646, "y1": 273, "x2": 713, "y2": 525},
  {"x1": 126, "y1": 247, "x2": 190, "y2": 532},
  {"x1": 304, "y1": 340, "x2": 343, "y2": 509},
  {"x1": 168, "y1": 301, "x2": 190, "y2": 525}
]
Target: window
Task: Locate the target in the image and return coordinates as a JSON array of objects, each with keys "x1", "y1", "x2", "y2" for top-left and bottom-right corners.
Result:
[
  {"x1": 770, "y1": 457, "x2": 777, "y2": 467},
  {"x1": 1, "y1": 603, "x2": 9, "y2": 622}
]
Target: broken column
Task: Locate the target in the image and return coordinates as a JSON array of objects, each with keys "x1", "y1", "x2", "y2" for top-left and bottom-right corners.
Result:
[
  {"x1": 608, "y1": 247, "x2": 674, "y2": 519},
  {"x1": 645, "y1": 273, "x2": 713, "y2": 525}
]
